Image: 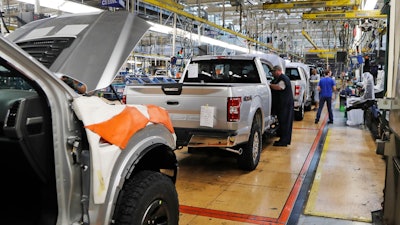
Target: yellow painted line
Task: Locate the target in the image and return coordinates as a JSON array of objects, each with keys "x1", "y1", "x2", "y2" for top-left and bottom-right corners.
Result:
[
  {"x1": 303, "y1": 129, "x2": 372, "y2": 223},
  {"x1": 304, "y1": 129, "x2": 331, "y2": 214},
  {"x1": 304, "y1": 211, "x2": 372, "y2": 223}
]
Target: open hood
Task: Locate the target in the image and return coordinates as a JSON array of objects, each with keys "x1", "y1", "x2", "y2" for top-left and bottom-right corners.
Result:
[{"x1": 6, "y1": 11, "x2": 150, "y2": 91}]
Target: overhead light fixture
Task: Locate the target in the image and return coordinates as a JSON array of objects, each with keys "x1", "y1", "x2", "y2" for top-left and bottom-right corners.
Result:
[
  {"x1": 148, "y1": 22, "x2": 265, "y2": 54},
  {"x1": 17, "y1": 0, "x2": 103, "y2": 14},
  {"x1": 363, "y1": 0, "x2": 378, "y2": 10},
  {"x1": 189, "y1": 34, "x2": 249, "y2": 53}
]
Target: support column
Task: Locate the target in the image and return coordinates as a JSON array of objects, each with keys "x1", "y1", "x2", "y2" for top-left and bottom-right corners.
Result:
[{"x1": 0, "y1": 0, "x2": 4, "y2": 35}]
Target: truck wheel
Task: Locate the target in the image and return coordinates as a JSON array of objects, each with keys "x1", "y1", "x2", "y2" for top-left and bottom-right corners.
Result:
[
  {"x1": 294, "y1": 103, "x2": 305, "y2": 121},
  {"x1": 237, "y1": 121, "x2": 261, "y2": 171},
  {"x1": 112, "y1": 170, "x2": 179, "y2": 225},
  {"x1": 305, "y1": 101, "x2": 312, "y2": 111}
]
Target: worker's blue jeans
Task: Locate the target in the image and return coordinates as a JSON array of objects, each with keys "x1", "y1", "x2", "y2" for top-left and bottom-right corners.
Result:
[{"x1": 315, "y1": 96, "x2": 333, "y2": 122}]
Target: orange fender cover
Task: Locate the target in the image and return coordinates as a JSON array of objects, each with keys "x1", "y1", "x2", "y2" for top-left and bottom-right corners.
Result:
[{"x1": 85, "y1": 105, "x2": 174, "y2": 149}]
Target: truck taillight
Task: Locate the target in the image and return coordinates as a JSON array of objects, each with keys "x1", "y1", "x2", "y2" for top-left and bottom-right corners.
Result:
[
  {"x1": 295, "y1": 85, "x2": 300, "y2": 96},
  {"x1": 227, "y1": 97, "x2": 241, "y2": 122},
  {"x1": 122, "y1": 95, "x2": 126, "y2": 104}
]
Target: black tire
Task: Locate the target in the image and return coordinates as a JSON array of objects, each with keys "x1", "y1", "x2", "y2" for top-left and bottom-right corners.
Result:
[
  {"x1": 294, "y1": 103, "x2": 305, "y2": 121},
  {"x1": 112, "y1": 170, "x2": 179, "y2": 225},
  {"x1": 305, "y1": 100, "x2": 312, "y2": 111},
  {"x1": 237, "y1": 119, "x2": 261, "y2": 171}
]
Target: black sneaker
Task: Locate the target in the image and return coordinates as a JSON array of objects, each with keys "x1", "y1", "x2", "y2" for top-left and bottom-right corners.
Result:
[
  {"x1": 328, "y1": 121, "x2": 333, "y2": 124},
  {"x1": 315, "y1": 120, "x2": 318, "y2": 124},
  {"x1": 273, "y1": 141, "x2": 287, "y2": 147}
]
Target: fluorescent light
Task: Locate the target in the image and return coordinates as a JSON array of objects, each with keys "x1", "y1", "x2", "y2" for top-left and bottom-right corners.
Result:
[
  {"x1": 188, "y1": 34, "x2": 249, "y2": 53},
  {"x1": 363, "y1": 0, "x2": 377, "y2": 10},
  {"x1": 148, "y1": 22, "x2": 174, "y2": 34},
  {"x1": 148, "y1": 21, "x2": 255, "y2": 54},
  {"x1": 17, "y1": 0, "x2": 103, "y2": 14}
]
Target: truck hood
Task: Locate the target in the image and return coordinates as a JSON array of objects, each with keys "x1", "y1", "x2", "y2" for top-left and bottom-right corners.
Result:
[{"x1": 6, "y1": 11, "x2": 150, "y2": 91}]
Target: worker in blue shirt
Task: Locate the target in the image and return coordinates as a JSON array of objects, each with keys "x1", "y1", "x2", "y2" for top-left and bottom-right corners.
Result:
[{"x1": 315, "y1": 70, "x2": 336, "y2": 124}]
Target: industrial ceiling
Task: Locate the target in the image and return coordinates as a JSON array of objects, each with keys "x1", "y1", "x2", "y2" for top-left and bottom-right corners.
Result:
[{"x1": 1, "y1": 0, "x2": 388, "y2": 70}]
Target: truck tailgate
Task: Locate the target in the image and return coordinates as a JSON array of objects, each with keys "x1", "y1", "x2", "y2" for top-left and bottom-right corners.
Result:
[{"x1": 124, "y1": 84, "x2": 234, "y2": 130}]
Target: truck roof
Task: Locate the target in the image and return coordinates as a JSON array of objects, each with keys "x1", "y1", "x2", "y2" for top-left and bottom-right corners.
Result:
[{"x1": 191, "y1": 53, "x2": 286, "y2": 72}]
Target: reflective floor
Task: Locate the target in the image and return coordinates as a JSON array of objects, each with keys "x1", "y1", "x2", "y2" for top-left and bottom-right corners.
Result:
[{"x1": 175, "y1": 100, "x2": 385, "y2": 225}]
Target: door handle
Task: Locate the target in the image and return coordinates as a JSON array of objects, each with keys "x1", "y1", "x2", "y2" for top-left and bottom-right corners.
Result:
[{"x1": 166, "y1": 100, "x2": 179, "y2": 105}]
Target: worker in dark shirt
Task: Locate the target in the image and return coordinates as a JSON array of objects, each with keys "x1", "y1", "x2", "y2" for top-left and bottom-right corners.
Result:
[{"x1": 269, "y1": 65, "x2": 294, "y2": 147}]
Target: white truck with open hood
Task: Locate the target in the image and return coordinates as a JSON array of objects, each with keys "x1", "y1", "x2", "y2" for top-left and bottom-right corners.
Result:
[{"x1": 2, "y1": 11, "x2": 179, "y2": 225}]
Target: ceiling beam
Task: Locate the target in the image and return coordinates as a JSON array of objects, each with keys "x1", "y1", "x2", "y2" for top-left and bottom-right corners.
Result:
[
  {"x1": 263, "y1": 0, "x2": 360, "y2": 10},
  {"x1": 301, "y1": 29, "x2": 319, "y2": 49},
  {"x1": 302, "y1": 9, "x2": 386, "y2": 20},
  {"x1": 156, "y1": 0, "x2": 185, "y2": 10},
  {"x1": 201, "y1": 5, "x2": 262, "y2": 13},
  {"x1": 182, "y1": 0, "x2": 225, "y2": 5},
  {"x1": 141, "y1": 0, "x2": 299, "y2": 56}
]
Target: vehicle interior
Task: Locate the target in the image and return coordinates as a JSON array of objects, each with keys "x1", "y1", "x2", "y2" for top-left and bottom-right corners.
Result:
[
  {"x1": 286, "y1": 67, "x2": 302, "y2": 81},
  {"x1": 0, "y1": 58, "x2": 57, "y2": 225},
  {"x1": 183, "y1": 59, "x2": 261, "y2": 83}
]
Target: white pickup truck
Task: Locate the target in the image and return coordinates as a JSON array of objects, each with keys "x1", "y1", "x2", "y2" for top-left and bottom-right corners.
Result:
[
  {"x1": 124, "y1": 54, "x2": 285, "y2": 171},
  {"x1": 285, "y1": 62, "x2": 313, "y2": 120}
]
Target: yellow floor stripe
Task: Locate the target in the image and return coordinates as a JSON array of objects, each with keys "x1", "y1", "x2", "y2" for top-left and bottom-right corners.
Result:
[
  {"x1": 303, "y1": 129, "x2": 372, "y2": 223},
  {"x1": 304, "y1": 129, "x2": 331, "y2": 215}
]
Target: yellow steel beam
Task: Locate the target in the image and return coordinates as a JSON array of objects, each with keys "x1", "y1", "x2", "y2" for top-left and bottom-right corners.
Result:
[
  {"x1": 148, "y1": 0, "x2": 184, "y2": 10},
  {"x1": 263, "y1": 0, "x2": 360, "y2": 10},
  {"x1": 317, "y1": 53, "x2": 335, "y2": 59},
  {"x1": 301, "y1": 30, "x2": 319, "y2": 49},
  {"x1": 308, "y1": 49, "x2": 336, "y2": 53},
  {"x1": 302, "y1": 10, "x2": 386, "y2": 20},
  {"x1": 141, "y1": 0, "x2": 301, "y2": 57},
  {"x1": 302, "y1": 30, "x2": 338, "y2": 58}
]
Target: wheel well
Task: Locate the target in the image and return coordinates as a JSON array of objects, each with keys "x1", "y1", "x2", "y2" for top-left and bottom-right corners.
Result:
[
  {"x1": 254, "y1": 109, "x2": 262, "y2": 127},
  {"x1": 131, "y1": 144, "x2": 178, "y2": 183}
]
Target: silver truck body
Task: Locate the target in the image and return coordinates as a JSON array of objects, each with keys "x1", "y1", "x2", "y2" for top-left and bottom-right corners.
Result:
[
  {"x1": 285, "y1": 61, "x2": 313, "y2": 120},
  {"x1": 126, "y1": 83, "x2": 274, "y2": 146},
  {"x1": 2, "y1": 12, "x2": 179, "y2": 225},
  {"x1": 125, "y1": 54, "x2": 284, "y2": 170}
]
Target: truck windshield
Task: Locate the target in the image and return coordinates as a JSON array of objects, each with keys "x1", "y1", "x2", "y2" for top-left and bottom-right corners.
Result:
[
  {"x1": 0, "y1": 65, "x2": 33, "y2": 90},
  {"x1": 183, "y1": 59, "x2": 261, "y2": 83}
]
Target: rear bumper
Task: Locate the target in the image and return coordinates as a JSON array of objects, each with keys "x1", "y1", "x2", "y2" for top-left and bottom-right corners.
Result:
[
  {"x1": 294, "y1": 99, "x2": 301, "y2": 109},
  {"x1": 175, "y1": 128, "x2": 238, "y2": 148}
]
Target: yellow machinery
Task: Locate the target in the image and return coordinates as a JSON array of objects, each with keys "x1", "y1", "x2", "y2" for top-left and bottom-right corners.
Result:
[{"x1": 301, "y1": 30, "x2": 336, "y2": 59}]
